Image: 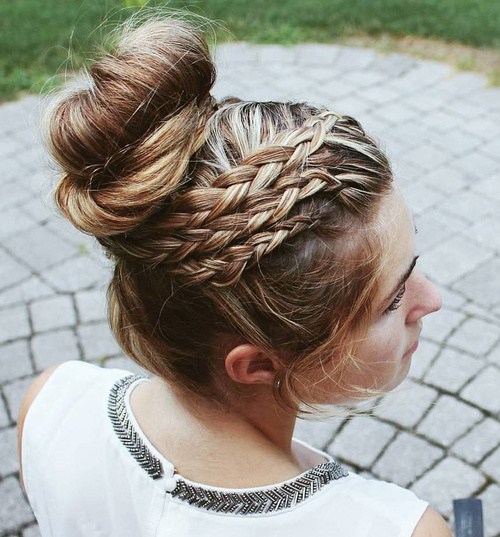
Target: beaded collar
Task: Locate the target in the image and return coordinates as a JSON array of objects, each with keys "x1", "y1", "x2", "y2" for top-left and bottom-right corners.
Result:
[{"x1": 108, "y1": 374, "x2": 348, "y2": 515}]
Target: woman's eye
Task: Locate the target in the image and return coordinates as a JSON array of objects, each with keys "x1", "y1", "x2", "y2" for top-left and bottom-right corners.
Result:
[{"x1": 385, "y1": 283, "x2": 406, "y2": 314}]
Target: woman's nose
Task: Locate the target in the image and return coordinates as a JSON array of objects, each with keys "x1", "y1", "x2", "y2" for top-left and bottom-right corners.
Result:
[{"x1": 406, "y1": 272, "x2": 442, "y2": 324}]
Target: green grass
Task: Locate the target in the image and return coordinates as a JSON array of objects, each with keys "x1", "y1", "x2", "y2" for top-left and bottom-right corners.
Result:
[{"x1": 1, "y1": 0, "x2": 500, "y2": 101}]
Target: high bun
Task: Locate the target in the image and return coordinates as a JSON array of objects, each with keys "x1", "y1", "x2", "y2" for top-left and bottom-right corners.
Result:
[
  {"x1": 48, "y1": 18, "x2": 216, "y2": 237},
  {"x1": 47, "y1": 17, "x2": 394, "y2": 410}
]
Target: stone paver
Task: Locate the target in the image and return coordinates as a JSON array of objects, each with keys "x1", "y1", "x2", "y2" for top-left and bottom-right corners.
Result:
[{"x1": 1, "y1": 42, "x2": 500, "y2": 536}]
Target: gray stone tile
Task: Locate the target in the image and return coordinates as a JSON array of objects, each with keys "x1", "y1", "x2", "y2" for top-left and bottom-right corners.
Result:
[
  {"x1": 295, "y1": 44, "x2": 342, "y2": 65},
  {"x1": 416, "y1": 395, "x2": 483, "y2": 447},
  {"x1": 343, "y1": 70, "x2": 388, "y2": 89},
  {"x1": 213, "y1": 43, "x2": 259, "y2": 66},
  {"x1": 368, "y1": 52, "x2": 416, "y2": 77},
  {"x1": 370, "y1": 102, "x2": 418, "y2": 126},
  {"x1": 0, "y1": 306, "x2": 30, "y2": 346},
  {"x1": 414, "y1": 209, "x2": 465, "y2": 253},
  {"x1": 423, "y1": 348, "x2": 483, "y2": 393},
  {"x1": 0, "y1": 427, "x2": 19, "y2": 477},
  {"x1": 472, "y1": 174, "x2": 500, "y2": 205},
  {"x1": 0, "y1": 397, "x2": 10, "y2": 428},
  {"x1": 452, "y1": 418, "x2": 500, "y2": 465},
  {"x1": 327, "y1": 417, "x2": 396, "y2": 468},
  {"x1": 419, "y1": 109, "x2": 465, "y2": 133},
  {"x1": 18, "y1": 195, "x2": 52, "y2": 224},
  {"x1": 453, "y1": 152, "x2": 499, "y2": 180},
  {"x1": 461, "y1": 366, "x2": 500, "y2": 414},
  {"x1": 31, "y1": 329, "x2": 80, "y2": 371},
  {"x1": 75, "y1": 289, "x2": 107, "y2": 323},
  {"x1": 373, "y1": 379, "x2": 437, "y2": 428},
  {"x1": 447, "y1": 317, "x2": 500, "y2": 356},
  {"x1": 0, "y1": 340, "x2": 32, "y2": 383},
  {"x1": 405, "y1": 142, "x2": 452, "y2": 171},
  {"x1": 41, "y1": 255, "x2": 110, "y2": 293},
  {"x1": 3, "y1": 226, "x2": 77, "y2": 272},
  {"x1": 440, "y1": 190, "x2": 500, "y2": 223},
  {"x1": 407, "y1": 90, "x2": 449, "y2": 112},
  {"x1": 454, "y1": 259, "x2": 500, "y2": 309},
  {"x1": 411, "y1": 457, "x2": 486, "y2": 517},
  {"x1": 253, "y1": 44, "x2": 297, "y2": 65},
  {"x1": 333, "y1": 46, "x2": 376, "y2": 70},
  {"x1": 460, "y1": 302, "x2": 497, "y2": 322},
  {"x1": 468, "y1": 216, "x2": 500, "y2": 251},
  {"x1": 479, "y1": 485, "x2": 500, "y2": 537},
  {"x1": 439, "y1": 287, "x2": 468, "y2": 310},
  {"x1": 372, "y1": 431, "x2": 443, "y2": 487},
  {"x1": 0, "y1": 180, "x2": 34, "y2": 211},
  {"x1": 0, "y1": 276, "x2": 53, "y2": 309},
  {"x1": 330, "y1": 95, "x2": 373, "y2": 116},
  {"x1": 402, "y1": 183, "x2": 444, "y2": 214},
  {"x1": 30, "y1": 295, "x2": 76, "y2": 333},
  {"x1": 293, "y1": 417, "x2": 343, "y2": 451},
  {"x1": 358, "y1": 85, "x2": 401, "y2": 105},
  {"x1": 421, "y1": 166, "x2": 468, "y2": 194},
  {"x1": 433, "y1": 72, "x2": 486, "y2": 97},
  {"x1": 408, "y1": 339, "x2": 440, "y2": 381},
  {"x1": 480, "y1": 139, "x2": 500, "y2": 162},
  {"x1": 482, "y1": 446, "x2": 500, "y2": 482},
  {"x1": 420, "y1": 307, "x2": 466, "y2": 344},
  {"x1": 0, "y1": 476, "x2": 35, "y2": 534},
  {"x1": 419, "y1": 235, "x2": 493, "y2": 286},
  {"x1": 78, "y1": 322, "x2": 120, "y2": 362},
  {"x1": 0, "y1": 207, "x2": 37, "y2": 241},
  {"x1": 464, "y1": 117, "x2": 500, "y2": 141},
  {"x1": 487, "y1": 340, "x2": 500, "y2": 368},
  {"x1": 3, "y1": 378, "x2": 33, "y2": 424},
  {"x1": 433, "y1": 130, "x2": 482, "y2": 157},
  {"x1": 44, "y1": 217, "x2": 93, "y2": 248},
  {"x1": 0, "y1": 251, "x2": 32, "y2": 294}
]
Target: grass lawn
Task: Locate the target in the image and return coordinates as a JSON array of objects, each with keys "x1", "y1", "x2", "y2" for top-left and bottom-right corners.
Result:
[{"x1": 1, "y1": 0, "x2": 500, "y2": 101}]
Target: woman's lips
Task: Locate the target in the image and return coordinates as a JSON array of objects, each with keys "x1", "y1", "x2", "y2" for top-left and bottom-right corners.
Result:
[{"x1": 403, "y1": 339, "x2": 419, "y2": 359}]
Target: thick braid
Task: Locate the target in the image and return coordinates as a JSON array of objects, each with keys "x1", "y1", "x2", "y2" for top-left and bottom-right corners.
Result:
[{"x1": 108, "y1": 111, "x2": 385, "y2": 287}]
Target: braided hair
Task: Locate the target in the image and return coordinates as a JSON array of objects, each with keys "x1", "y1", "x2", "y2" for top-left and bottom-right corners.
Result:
[{"x1": 47, "y1": 18, "x2": 393, "y2": 409}]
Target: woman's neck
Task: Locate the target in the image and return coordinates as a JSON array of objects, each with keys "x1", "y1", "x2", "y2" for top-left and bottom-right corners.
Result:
[{"x1": 130, "y1": 376, "x2": 308, "y2": 487}]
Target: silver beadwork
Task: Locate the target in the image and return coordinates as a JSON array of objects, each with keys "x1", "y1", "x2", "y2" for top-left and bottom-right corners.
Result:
[
  {"x1": 108, "y1": 375, "x2": 164, "y2": 480},
  {"x1": 108, "y1": 375, "x2": 348, "y2": 515}
]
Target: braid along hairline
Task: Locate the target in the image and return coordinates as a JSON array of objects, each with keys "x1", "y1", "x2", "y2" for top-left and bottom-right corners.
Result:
[{"x1": 105, "y1": 107, "x2": 390, "y2": 286}]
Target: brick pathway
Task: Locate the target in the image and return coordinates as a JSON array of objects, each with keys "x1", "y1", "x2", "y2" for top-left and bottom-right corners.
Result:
[{"x1": 1, "y1": 43, "x2": 500, "y2": 536}]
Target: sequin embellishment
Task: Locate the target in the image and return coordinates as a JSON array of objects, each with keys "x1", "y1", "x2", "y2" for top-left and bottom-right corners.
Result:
[{"x1": 108, "y1": 374, "x2": 349, "y2": 514}]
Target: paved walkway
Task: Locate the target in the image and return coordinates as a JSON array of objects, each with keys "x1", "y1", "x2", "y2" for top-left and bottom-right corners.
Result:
[{"x1": 1, "y1": 43, "x2": 500, "y2": 536}]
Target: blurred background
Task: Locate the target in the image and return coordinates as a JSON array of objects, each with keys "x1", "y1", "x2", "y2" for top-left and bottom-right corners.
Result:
[{"x1": 1, "y1": 0, "x2": 499, "y2": 103}]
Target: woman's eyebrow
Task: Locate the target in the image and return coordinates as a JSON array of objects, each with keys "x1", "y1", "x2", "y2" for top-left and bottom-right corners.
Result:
[{"x1": 384, "y1": 255, "x2": 419, "y2": 303}]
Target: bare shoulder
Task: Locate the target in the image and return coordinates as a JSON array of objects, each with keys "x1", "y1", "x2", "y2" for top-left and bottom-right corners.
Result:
[
  {"x1": 17, "y1": 363, "x2": 66, "y2": 487},
  {"x1": 412, "y1": 506, "x2": 452, "y2": 537}
]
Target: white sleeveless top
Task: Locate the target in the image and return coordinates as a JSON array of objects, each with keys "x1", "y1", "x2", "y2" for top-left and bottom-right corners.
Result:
[{"x1": 22, "y1": 360, "x2": 428, "y2": 537}]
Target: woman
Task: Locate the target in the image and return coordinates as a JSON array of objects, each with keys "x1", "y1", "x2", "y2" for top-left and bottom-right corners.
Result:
[{"x1": 18, "y1": 17, "x2": 449, "y2": 536}]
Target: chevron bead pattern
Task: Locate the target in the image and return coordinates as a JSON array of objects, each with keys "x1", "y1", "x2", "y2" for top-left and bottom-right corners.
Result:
[
  {"x1": 108, "y1": 375, "x2": 164, "y2": 480},
  {"x1": 171, "y1": 461, "x2": 348, "y2": 515},
  {"x1": 108, "y1": 375, "x2": 348, "y2": 514}
]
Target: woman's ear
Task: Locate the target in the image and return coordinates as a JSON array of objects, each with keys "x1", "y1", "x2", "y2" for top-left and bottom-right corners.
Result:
[{"x1": 225, "y1": 344, "x2": 280, "y2": 385}]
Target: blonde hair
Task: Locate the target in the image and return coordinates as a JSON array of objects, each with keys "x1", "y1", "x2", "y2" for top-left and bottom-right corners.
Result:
[{"x1": 46, "y1": 18, "x2": 393, "y2": 410}]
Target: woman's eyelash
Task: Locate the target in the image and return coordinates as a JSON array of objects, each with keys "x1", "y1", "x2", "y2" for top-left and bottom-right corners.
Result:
[{"x1": 385, "y1": 283, "x2": 406, "y2": 313}]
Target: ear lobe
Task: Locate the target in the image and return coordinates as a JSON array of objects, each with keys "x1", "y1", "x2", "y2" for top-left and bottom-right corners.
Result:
[{"x1": 225, "y1": 344, "x2": 280, "y2": 386}]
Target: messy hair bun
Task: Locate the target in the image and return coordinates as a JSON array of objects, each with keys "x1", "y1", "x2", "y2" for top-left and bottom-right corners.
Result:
[
  {"x1": 48, "y1": 18, "x2": 216, "y2": 237},
  {"x1": 47, "y1": 16, "x2": 393, "y2": 409}
]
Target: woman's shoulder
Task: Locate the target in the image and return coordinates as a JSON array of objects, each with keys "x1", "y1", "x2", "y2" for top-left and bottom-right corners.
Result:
[
  {"x1": 320, "y1": 473, "x2": 450, "y2": 536},
  {"x1": 18, "y1": 360, "x2": 140, "y2": 484},
  {"x1": 18, "y1": 360, "x2": 134, "y2": 423}
]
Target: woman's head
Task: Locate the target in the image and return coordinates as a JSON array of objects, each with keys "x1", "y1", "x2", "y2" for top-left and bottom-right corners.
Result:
[{"x1": 46, "y1": 17, "x2": 438, "y2": 410}]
